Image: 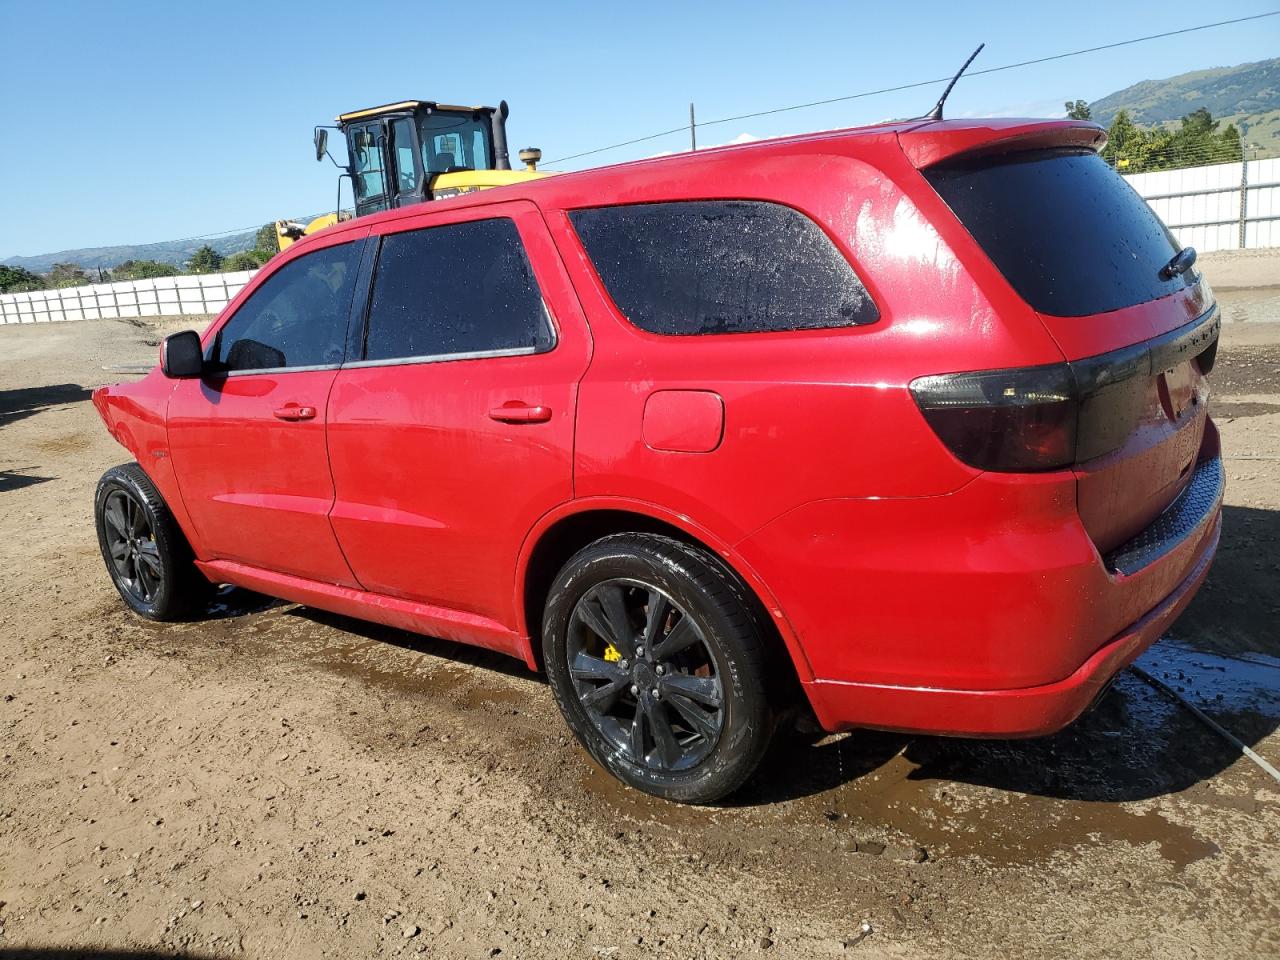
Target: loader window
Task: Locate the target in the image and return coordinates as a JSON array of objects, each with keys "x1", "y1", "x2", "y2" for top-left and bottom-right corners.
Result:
[
  {"x1": 418, "y1": 111, "x2": 494, "y2": 174},
  {"x1": 391, "y1": 118, "x2": 419, "y2": 193},
  {"x1": 210, "y1": 241, "x2": 362, "y2": 372},
  {"x1": 362, "y1": 218, "x2": 553, "y2": 362},
  {"x1": 350, "y1": 124, "x2": 387, "y2": 205}
]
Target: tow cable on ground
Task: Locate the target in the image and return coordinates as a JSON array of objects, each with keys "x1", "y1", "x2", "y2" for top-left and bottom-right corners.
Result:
[{"x1": 1130, "y1": 664, "x2": 1280, "y2": 785}]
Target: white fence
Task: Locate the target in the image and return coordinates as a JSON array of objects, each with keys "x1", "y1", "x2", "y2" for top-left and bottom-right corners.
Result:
[
  {"x1": 0, "y1": 270, "x2": 258, "y2": 325},
  {"x1": 1123, "y1": 156, "x2": 1280, "y2": 253}
]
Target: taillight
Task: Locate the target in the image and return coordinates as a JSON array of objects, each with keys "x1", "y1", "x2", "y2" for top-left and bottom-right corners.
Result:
[
  {"x1": 912, "y1": 306, "x2": 1220, "y2": 473},
  {"x1": 910, "y1": 364, "x2": 1078, "y2": 471}
]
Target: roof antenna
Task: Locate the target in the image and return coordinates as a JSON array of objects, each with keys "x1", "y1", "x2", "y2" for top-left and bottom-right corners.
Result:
[{"x1": 925, "y1": 43, "x2": 985, "y2": 121}]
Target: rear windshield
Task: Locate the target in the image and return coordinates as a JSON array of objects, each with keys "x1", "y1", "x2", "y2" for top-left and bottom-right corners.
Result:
[{"x1": 924, "y1": 149, "x2": 1190, "y2": 317}]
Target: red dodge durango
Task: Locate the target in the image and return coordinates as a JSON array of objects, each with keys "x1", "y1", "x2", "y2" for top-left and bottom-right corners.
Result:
[{"x1": 92, "y1": 118, "x2": 1223, "y2": 803}]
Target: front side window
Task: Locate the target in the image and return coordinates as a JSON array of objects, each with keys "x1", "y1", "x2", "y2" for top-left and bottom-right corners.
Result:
[
  {"x1": 363, "y1": 218, "x2": 553, "y2": 363},
  {"x1": 212, "y1": 242, "x2": 362, "y2": 372},
  {"x1": 570, "y1": 200, "x2": 879, "y2": 336}
]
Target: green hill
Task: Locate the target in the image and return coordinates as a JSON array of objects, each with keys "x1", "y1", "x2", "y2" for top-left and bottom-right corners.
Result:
[
  {"x1": 1090, "y1": 57, "x2": 1280, "y2": 153},
  {"x1": 1, "y1": 229, "x2": 259, "y2": 275}
]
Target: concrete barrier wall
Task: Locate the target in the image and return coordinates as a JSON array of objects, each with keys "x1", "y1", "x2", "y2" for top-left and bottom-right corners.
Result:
[{"x1": 0, "y1": 270, "x2": 257, "y2": 324}]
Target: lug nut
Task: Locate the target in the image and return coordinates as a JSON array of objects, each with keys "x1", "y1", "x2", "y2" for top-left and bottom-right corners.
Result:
[
  {"x1": 619, "y1": 659, "x2": 629, "y2": 669},
  {"x1": 651, "y1": 688, "x2": 660, "y2": 700},
  {"x1": 630, "y1": 685, "x2": 639, "y2": 696},
  {"x1": 636, "y1": 646, "x2": 646, "y2": 659},
  {"x1": 655, "y1": 665, "x2": 665, "y2": 676}
]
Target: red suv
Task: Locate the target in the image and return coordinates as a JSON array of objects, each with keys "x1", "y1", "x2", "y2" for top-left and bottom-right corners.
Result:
[{"x1": 93, "y1": 118, "x2": 1223, "y2": 803}]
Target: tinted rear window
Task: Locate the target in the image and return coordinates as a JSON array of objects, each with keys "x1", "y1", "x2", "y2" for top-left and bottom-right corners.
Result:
[
  {"x1": 924, "y1": 149, "x2": 1189, "y2": 317},
  {"x1": 570, "y1": 200, "x2": 878, "y2": 335}
]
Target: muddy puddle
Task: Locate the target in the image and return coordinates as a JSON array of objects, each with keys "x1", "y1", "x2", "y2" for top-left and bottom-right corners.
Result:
[{"x1": 577, "y1": 638, "x2": 1279, "y2": 870}]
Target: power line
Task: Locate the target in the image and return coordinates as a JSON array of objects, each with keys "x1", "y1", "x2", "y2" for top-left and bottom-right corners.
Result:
[
  {"x1": 159, "y1": 213, "x2": 329, "y2": 246},
  {"x1": 544, "y1": 10, "x2": 1280, "y2": 165}
]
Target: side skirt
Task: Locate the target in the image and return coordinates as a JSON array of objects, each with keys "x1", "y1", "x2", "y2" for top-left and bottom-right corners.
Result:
[{"x1": 197, "y1": 559, "x2": 534, "y2": 667}]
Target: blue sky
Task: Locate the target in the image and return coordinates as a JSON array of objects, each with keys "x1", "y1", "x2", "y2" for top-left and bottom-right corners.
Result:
[{"x1": 1, "y1": 0, "x2": 1277, "y2": 259}]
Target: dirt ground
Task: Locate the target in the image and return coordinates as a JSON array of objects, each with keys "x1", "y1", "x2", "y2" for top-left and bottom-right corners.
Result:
[{"x1": 0, "y1": 307, "x2": 1277, "y2": 960}]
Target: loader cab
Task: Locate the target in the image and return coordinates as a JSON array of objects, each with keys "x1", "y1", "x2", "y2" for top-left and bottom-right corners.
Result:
[{"x1": 336, "y1": 101, "x2": 512, "y2": 217}]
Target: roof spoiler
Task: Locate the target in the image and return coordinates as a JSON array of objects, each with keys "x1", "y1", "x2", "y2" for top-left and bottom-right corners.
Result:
[{"x1": 897, "y1": 119, "x2": 1107, "y2": 169}]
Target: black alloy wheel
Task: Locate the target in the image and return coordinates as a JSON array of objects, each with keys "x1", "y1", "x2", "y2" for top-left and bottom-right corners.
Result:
[
  {"x1": 543, "y1": 533, "x2": 774, "y2": 804},
  {"x1": 568, "y1": 578, "x2": 725, "y2": 772},
  {"x1": 102, "y1": 488, "x2": 163, "y2": 605},
  {"x1": 94, "y1": 462, "x2": 213, "y2": 621}
]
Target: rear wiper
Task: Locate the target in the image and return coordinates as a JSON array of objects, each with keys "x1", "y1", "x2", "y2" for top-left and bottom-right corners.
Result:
[{"x1": 1160, "y1": 246, "x2": 1197, "y2": 281}]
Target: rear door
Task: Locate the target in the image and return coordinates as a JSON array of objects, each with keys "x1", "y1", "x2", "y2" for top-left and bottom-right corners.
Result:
[
  {"x1": 167, "y1": 233, "x2": 367, "y2": 585},
  {"x1": 923, "y1": 147, "x2": 1218, "y2": 554},
  {"x1": 326, "y1": 200, "x2": 591, "y2": 628}
]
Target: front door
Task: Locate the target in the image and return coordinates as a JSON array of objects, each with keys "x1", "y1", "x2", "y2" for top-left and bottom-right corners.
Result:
[
  {"x1": 389, "y1": 116, "x2": 423, "y2": 208},
  {"x1": 167, "y1": 233, "x2": 367, "y2": 585},
  {"x1": 326, "y1": 201, "x2": 591, "y2": 630},
  {"x1": 349, "y1": 121, "x2": 390, "y2": 216}
]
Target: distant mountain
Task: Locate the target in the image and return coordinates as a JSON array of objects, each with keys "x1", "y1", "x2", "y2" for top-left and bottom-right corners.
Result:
[
  {"x1": 1090, "y1": 57, "x2": 1280, "y2": 152},
  {"x1": 1, "y1": 229, "x2": 259, "y2": 274}
]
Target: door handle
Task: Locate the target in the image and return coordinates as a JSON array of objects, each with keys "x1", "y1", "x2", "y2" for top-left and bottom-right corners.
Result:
[
  {"x1": 488, "y1": 402, "x2": 552, "y2": 424},
  {"x1": 273, "y1": 404, "x2": 317, "y2": 421}
]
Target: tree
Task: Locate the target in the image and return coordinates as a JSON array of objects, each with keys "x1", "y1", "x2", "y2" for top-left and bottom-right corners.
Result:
[
  {"x1": 48, "y1": 262, "x2": 89, "y2": 288},
  {"x1": 222, "y1": 250, "x2": 271, "y2": 272},
  {"x1": 254, "y1": 223, "x2": 280, "y2": 256},
  {"x1": 187, "y1": 245, "x2": 223, "y2": 274},
  {"x1": 1102, "y1": 106, "x2": 1245, "y2": 173},
  {"x1": 112, "y1": 259, "x2": 178, "y2": 280},
  {"x1": 0, "y1": 264, "x2": 44, "y2": 292},
  {"x1": 1166, "y1": 107, "x2": 1242, "y2": 166},
  {"x1": 1064, "y1": 100, "x2": 1091, "y2": 121}
]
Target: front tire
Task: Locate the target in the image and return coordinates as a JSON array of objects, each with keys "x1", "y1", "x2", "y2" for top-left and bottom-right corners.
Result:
[
  {"x1": 543, "y1": 533, "x2": 774, "y2": 804},
  {"x1": 94, "y1": 462, "x2": 213, "y2": 621}
]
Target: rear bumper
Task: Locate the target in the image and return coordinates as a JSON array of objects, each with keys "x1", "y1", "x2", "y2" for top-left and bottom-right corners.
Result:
[
  {"x1": 803, "y1": 515, "x2": 1219, "y2": 736},
  {"x1": 737, "y1": 416, "x2": 1223, "y2": 736}
]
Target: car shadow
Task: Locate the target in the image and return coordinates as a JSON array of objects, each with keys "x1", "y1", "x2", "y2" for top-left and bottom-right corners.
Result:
[
  {"x1": 1176, "y1": 504, "x2": 1279, "y2": 659},
  {"x1": 728, "y1": 642, "x2": 1279, "y2": 807},
  {"x1": 0, "y1": 383, "x2": 92, "y2": 428},
  {"x1": 0, "y1": 469, "x2": 54, "y2": 493}
]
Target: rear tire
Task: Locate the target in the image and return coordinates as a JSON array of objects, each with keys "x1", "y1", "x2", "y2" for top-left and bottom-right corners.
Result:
[
  {"x1": 94, "y1": 462, "x2": 214, "y2": 621},
  {"x1": 543, "y1": 533, "x2": 774, "y2": 804}
]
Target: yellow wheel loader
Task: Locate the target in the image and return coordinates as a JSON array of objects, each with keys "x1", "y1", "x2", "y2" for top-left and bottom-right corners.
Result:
[{"x1": 276, "y1": 99, "x2": 544, "y2": 251}]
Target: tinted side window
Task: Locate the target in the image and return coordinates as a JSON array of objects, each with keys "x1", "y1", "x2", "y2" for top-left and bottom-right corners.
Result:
[
  {"x1": 213, "y1": 241, "x2": 361, "y2": 372},
  {"x1": 924, "y1": 149, "x2": 1186, "y2": 317},
  {"x1": 570, "y1": 200, "x2": 878, "y2": 335},
  {"x1": 363, "y1": 218, "x2": 553, "y2": 362}
]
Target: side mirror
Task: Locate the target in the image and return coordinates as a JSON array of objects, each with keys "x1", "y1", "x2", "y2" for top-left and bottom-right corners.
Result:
[
  {"x1": 314, "y1": 127, "x2": 328, "y2": 163},
  {"x1": 161, "y1": 330, "x2": 203, "y2": 378}
]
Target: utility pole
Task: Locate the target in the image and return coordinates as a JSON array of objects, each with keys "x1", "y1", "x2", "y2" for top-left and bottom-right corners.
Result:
[{"x1": 689, "y1": 102, "x2": 697, "y2": 151}]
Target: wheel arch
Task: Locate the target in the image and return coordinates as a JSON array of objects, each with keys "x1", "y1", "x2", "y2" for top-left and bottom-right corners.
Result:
[{"x1": 515, "y1": 498, "x2": 814, "y2": 688}]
